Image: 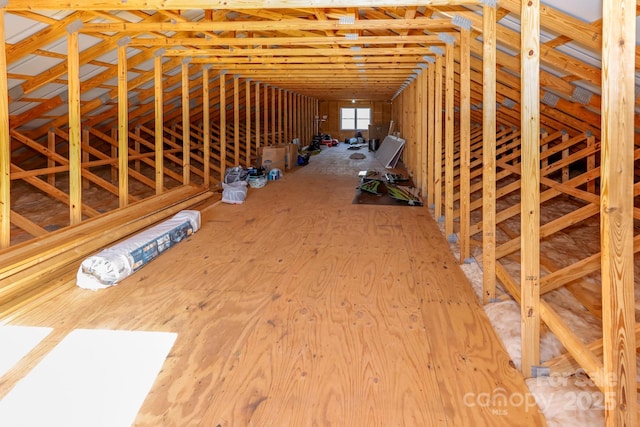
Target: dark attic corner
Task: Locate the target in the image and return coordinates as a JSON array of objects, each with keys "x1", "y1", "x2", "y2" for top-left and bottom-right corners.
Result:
[{"x1": 0, "y1": 0, "x2": 639, "y2": 426}]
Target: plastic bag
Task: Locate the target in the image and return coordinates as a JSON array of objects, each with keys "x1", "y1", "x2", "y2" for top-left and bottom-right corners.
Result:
[
  {"x1": 222, "y1": 180, "x2": 248, "y2": 204},
  {"x1": 76, "y1": 210, "x2": 200, "y2": 290},
  {"x1": 224, "y1": 166, "x2": 249, "y2": 184}
]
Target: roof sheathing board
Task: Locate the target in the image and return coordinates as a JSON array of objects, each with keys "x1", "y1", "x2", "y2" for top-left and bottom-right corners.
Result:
[{"x1": 4, "y1": 13, "x2": 48, "y2": 43}]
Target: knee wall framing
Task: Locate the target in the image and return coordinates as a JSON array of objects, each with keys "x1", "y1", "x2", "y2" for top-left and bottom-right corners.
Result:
[{"x1": 391, "y1": 2, "x2": 638, "y2": 423}]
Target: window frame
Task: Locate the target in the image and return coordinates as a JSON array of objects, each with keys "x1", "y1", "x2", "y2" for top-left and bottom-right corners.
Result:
[{"x1": 340, "y1": 107, "x2": 371, "y2": 131}]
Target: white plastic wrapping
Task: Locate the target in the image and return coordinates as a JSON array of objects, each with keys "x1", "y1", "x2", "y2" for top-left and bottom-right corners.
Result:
[
  {"x1": 76, "y1": 210, "x2": 201, "y2": 290},
  {"x1": 221, "y1": 181, "x2": 248, "y2": 204}
]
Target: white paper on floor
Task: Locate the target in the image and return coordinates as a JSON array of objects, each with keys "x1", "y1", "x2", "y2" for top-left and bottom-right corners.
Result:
[
  {"x1": 0, "y1": 325, "x2": 52, "y2": 378},
  {"x1": 0, "y1": 328, "x2": 177, "y2": 427}
]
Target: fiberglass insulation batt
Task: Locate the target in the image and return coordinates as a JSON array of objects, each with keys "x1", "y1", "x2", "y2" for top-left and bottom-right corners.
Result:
[{"x1": 76, "y1": 210, "x2": 200, "y2": 290}]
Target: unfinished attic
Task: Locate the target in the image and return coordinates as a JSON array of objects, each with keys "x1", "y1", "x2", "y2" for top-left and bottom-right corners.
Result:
[{"x1": 0, "y1": 0, "x2": 639, "y2": 425}]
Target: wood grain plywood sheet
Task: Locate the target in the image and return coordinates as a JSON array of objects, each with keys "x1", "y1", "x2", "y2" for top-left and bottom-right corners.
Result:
[{"x1": 0, "y1": 146, "x2": 545, "y2": 426}]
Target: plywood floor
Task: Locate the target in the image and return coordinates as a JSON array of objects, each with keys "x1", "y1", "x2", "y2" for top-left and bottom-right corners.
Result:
[{"x1": 0, "y1": 144, "x2": 547, "y2": 426}]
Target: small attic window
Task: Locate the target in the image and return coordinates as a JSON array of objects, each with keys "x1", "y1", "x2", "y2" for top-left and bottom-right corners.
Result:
[{"x1": 340, "y1": 107, "x2": 370, "y2": 131}]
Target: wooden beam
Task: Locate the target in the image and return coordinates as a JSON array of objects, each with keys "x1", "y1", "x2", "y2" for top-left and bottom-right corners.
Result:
[
  {"x1": 495, "y1": 261, "x2": 604, "y2": 386},
  {"x1": 219, "y1": 72, "x2": 227, "y2": 181},
  {"x1": 168, "y1": 47, "x2": 436, "y2": 59},
  {"x1": 82, "y1": 128, "x2": 94, "y2": 191},
  {"x1": 128, "y1": 34, "x2": 444, "y2": 47},
  {"x1": 194, "y1": 56, "x2": 428, "y2": 67},
  {"x1": 540, "y1": 234, "x2": 640, "y2": 297},
  {"x1": 499, "y1": 0, "x2": 601, "y2": 52},
  {"x1": 110, "y1": 128, "x2": 117, "y2": 183},
  {"x1": 0, "y1": 11, "x2": 9, "y2": 249},
  {"x1": 154, "y1": 51, "x2": 164, "y2": 195},
  {"x1": 10, "y1": 210, "x2": 48, "y2": 238},
  {"x1": 286, "y1": 90, "x2": 291, "y2": 145},
  {"x1": 458, "y1": 26, "x2": 471, "y2": 264},
  {"x1": 271, "y1": 86, "x2": 276, "y2": 144},
  {"x1": 10, "y1": 163, "x2": 102, "y2": 218},
  {"x1": 245, "y1": 79, "x2": 252, "y2": 168},
  {"x1": 22, "y1": 34, "x2": 122, "y2": 98},
  {"x1": 418, "y1": 69, "x2": 427, "y2": 198},
  {"x1": 278, "y1": 88, "x2": 283, "y2": 145},
  {"x1": 587, "y1": 134, "x2": 596, "y2": 194},
  {"x1": 444, "y1": 41, "x2": 455, "y2": 241},
  {"x1": 426, "y1": 62, "x2": 435, "y2": 208},
  {"x1": 601, "y1": 0, "x2": 638, "y2": 423},
  {"x1": 182, "y1": 59, "x2": 191, "y2": 185},
  {"x1": 133, "y1": 126, "x2": 141, "y2": 174},
  {"x1": 283, "y1": 90, "x2": 288, "y2": 147},
  {"x1": 433, "y1": 54, "x2": 443, "y2": 220},
  {"x1": 520, "y1": 0, "x2": 541, "y2": 378},
  {"x1": 234, "y1": 75, "x2": 240, "y2": 165},
  {"x1": 47, "y1": 130, "x2": 56, "y2": 186},
  {"x1": 67, "y1": 29, "x2": 82, "y2": 225},
  {"x1": 5, "y1": 11, "x2": 90, "y2": 64},
  {"x1": 255, "y1": 81, "x2": 261, "y2": 153},
  {"x1": 263, "y1": 84, "x2": 268, "y2": 149},
  {"x1": 118, "y1": 43, "x2": 129, "y2": 208},
  {"x1": 203, "y1": 65, "x2": 211, "y2": 187},
  {"x1": 78, "y1": 18, "x2": 457, "y2": 32},
  {"x1": 482, "y1": 3, "x2": 497, "y2": 304},
  {"x1": 292, "y1": 93, "x2": 297, "y2": 143},
  {"x1": 5, "y1": 0, "x2": 481, "y2": 9}
]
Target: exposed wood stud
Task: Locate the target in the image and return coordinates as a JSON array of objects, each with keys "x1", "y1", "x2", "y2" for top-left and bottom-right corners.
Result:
[
  {"x1": 278, "y1": 88, "x2": 283, "y2": 145},
  {"x1": 110, "y1": 127, "x2": 117, "y2": 184},
  {"x1": 263, "y1": 84, "x2": 268, "y2": 148},
  {"x1": 202, "y1": 65, "x2": 211, "y2": 187},
  {"x1": 82, "y1": 128, "x2": 90, "y2": 190},
  {"x1": 444, "y1": 42, "x2": 455, "y2": 240},
  {"x1": 233, "y1": 75, "x2": 240, "y2": 166},
  {"x1": 255, "y1": 81, "x2": 261, "y2": 153},
  {"x1": 271, "y1": 86, "x2": 276, "y2": 145},
  {"x1": 586, "y1": 134, "x2": 595, "y2": 194},
  {"x1": 418, "y1": 70, "x2": 427, "y2": 197},
  {"x1": 245, "y1": 79, "x2": 251, "y2": 167},
  {"x1": 133, "y1": 125, "x2": 141, "y2": 174},
  {"x1": 601, "y1": 0, "x2": 638, "y2": 423},
  {"x1": 47, "y1": 129, "x2": 56, "y2": 187},
  {"x1": 520, "y1": 0, "x2": 541, "y2": 377},
  {"x1": 459, "y1": 27, "x2": 471, "y2": 263},
  {"x1": 219, "y1": 72, "x2": 227, "y2": 181},
  {"x1": 154, "y1": 53, "x2": 164, "y2": 194},
  {"x1": 181, "y1": 60, "x2": 191, "y2": 185},
  {"x1": 433, "y1": 54, "x2": 443, "y2": 220},
  {"x1": 117, "y1": 43, "x2": 129, "y2": 208},
  {"x1": 283, "y1": 90, "x2": 288, "y2": 145},
  {"x1": 426, "y1": 63, "x2": 435, "y2": 208},
  {"x1": 0, "y1": 11, "x2": 9, "y2": 249},
  {"x1": 68, "y1": 29, "x2": 82, "y2": 224},
  {"x1": 482, "y1": 3, "x2": 497, "y2": 304}
]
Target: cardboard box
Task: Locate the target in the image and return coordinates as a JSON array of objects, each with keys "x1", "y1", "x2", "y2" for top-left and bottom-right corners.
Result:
[
  {"x1": 368, "y1": 123, "x2": 387, "y2": 141},
  {"x1": 260, "y1": 146, "x2": 286, "y2": 172},
  {"x1": 286, "y1": 143, "x2": 298, "y2": 171},
  {"x1": 259, "y1": 143, "x2": 299, "y2": 171}
]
